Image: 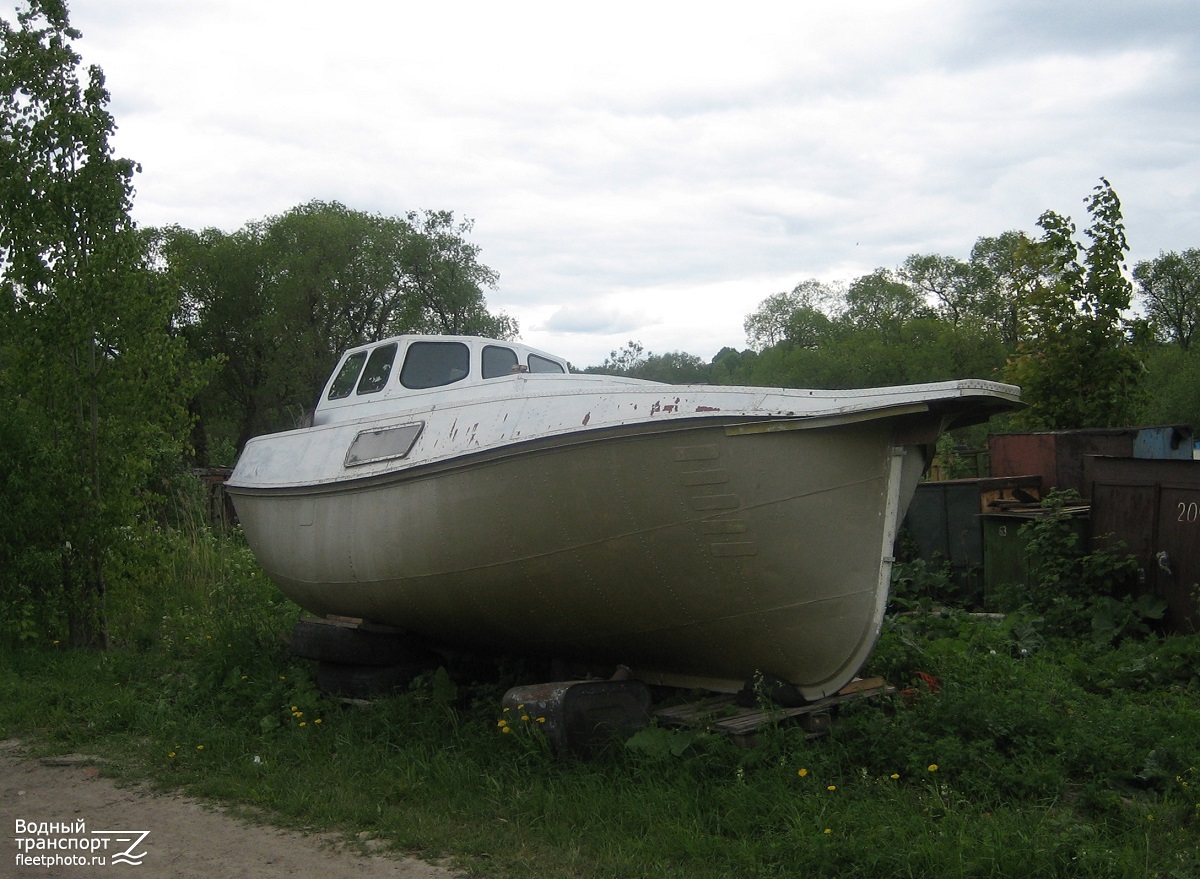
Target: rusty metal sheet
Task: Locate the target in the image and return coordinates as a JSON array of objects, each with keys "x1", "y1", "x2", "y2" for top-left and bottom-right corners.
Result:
[
  {"x1": 990, "y1": 429, "x2": 1140, "y2": 496},
  {"x1": 991, "y1": 427, "x2": 1194, "y2": 497},
  {"x1": 1086, "y1": 456, "x2": 1200, "y2": 634}
]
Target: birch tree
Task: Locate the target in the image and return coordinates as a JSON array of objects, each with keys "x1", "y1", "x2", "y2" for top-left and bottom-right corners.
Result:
[{"x1": 0, "y1": 0, "x2": 195, "y2": 646}]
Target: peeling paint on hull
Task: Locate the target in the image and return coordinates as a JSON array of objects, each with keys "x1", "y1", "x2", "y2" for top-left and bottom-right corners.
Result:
[
  {"x1": 233, "y1": 417, "x2": 930, "y2": 698},
  {"x1": 228, "y1": 335, "x2": 1021, "y2": 698}
]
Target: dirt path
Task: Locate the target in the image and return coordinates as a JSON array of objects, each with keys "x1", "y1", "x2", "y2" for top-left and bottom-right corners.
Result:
[{"x1": 1, "y1": 740, "x2": 462, "y2": 878}]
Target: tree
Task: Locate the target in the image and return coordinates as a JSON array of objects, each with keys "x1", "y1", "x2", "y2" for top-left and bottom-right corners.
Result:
[
  {"x1": 401, "y1": 210, "x2": 515, "y2": 338},
  {"x1": 1003, "y1": 179, "x2": 1143, "y2": 429},
  {"x1": 158, "y1": 201, "x2": 515, "y2": 458},
  {"x1": 0, "y1": 0, "x2": 195, "y2": 646},
  {"x1": 1137, "y1": 344, "x2": 1200, "y2": 429},
  {"x1": 968, "y1": 230, "x2": 1054, "y2": 348},
  {"x1": 592, "y1": 340, "x2": 647, "y2": 374},
  {"x1": 841, "y1": 268, "x2": 931, "y2": 338},
  {"x1": 1133, "y1": 249, "x2": 1200, "y2": 351},
  {"x1": 900, "y1": 253, "x2": 978, "y2": 328},
  {"x1": 583, "y1": 342, "x2": 712, "y2": 383},
  {"x1": 743, "y1": 279, "x2": 840, "y2": 351}
]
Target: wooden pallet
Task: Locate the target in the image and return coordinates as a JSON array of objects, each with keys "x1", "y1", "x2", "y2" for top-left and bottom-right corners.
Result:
[{"x1": 653, "y1": 676, "x2": 894, "y2": 746}]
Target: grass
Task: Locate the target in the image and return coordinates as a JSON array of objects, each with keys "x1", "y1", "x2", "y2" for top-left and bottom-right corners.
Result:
[{"x1": 2, "y1": 520, "x2": 1199, "y2": 878}]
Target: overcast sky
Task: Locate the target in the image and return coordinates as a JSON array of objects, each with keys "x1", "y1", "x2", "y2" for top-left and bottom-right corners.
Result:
[{"x1": 15, "y1": 1, "x2": 1200, "y2": 366}]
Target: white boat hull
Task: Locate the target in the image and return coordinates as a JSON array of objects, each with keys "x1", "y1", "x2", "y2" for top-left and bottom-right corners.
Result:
[
  {"x1": 228, "y1": 334, "x2": 1021, "y2": 699},
  {"x1": 233, "y1": 414, "x2": 930, "y2": 698}
]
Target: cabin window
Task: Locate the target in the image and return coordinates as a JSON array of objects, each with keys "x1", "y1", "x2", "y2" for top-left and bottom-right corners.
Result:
[
  {"x1": 328, "y1": 351, "x2": 368, "y2": 400},
  {"x1": 528, "y1": 353, "x2": 565, "y2": 374},
  {"x1": 482, "y1": 345, "x2": 519, "y2": 378},
  {"x1": 400, "y1": 341, "x2": 471, "y2": 389},
  {"x1": 356, "y1": 343, "x2": 398, "y2": 395}
]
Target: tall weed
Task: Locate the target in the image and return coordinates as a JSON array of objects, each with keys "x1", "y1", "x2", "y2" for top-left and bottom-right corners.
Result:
[{"x1": 1, "y1": 485, "x2": 1198, "y2": 879}]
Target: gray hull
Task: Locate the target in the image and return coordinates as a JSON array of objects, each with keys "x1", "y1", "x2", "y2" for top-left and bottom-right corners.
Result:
[{"x1": 232, "y1": 415, "x2": 929, "y2": 699}]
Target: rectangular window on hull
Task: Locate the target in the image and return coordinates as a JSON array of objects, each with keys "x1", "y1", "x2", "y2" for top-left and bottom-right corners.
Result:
[
  {"x1": 400, "y1": 341, "x2": 471, "y2": 389},
  {"x1": 344, "y1": 422, "x2": 425, "y2": 467}
]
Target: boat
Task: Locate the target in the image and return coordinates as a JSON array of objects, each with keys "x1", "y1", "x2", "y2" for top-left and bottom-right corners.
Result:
[{"x1": 227, "y1": 334, "x2": 1020, "y2": 700}]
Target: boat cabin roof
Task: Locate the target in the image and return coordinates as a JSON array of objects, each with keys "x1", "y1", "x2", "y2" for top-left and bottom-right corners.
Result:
[{"x1": 313, "y1": 335, "x2": 572, "y2": 424}]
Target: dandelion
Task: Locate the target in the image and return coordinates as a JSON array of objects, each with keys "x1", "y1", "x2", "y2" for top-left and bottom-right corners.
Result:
[
  {"x1": 536, "y1": 717, "x2": 546, "y2": 724},
  {"x1": 890, "y1": 773, "x2": 900, "y2": 780},
  {"x1": 196, "y1": 745, "x2": 204, "y2": 751},
  {"x1": 928, "y1": 763, "x2": 939, "y2": 773},
  {"x1": 299, "y1": 721, "x2": 307, "y2": 728},
  {"x1": 521, "y1": 714, "x2": 530, "y2": 722},
  {"x1": 314, "y1": 718, "x2": 323, "y2": 725},
  {"x1": 824, "y1": 828, "x2": 832, "y2": 835},
  {"x1": 827, "y1": 785, "x2": 837, "y2": 792},
  {"x1": 497, "y1": 719, "x2": 509, "y2": 728},
  {"x1": 168, "y1": 752, "x2": 176, "y2": 758},
  {"x1": 501, "y1": 727, "x2": 512, "y2": 734},
  {"x1": 797, "y1": 768, "x2": 808, "y2": 778}
]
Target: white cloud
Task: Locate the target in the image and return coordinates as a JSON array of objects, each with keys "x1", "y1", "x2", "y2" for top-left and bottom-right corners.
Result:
[{"x1": 8, "y1": 0, "x2": 1196, "y2": 368}]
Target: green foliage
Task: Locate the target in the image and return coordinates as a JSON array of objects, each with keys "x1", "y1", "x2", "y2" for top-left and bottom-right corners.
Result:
[
  {"x1": 1004, "y1": 179, "x2": 1145, "y2": 429},
  {"x1": 842, "y1": 267, "x2": 933, "y2": 338},
  {"x1": 987, "y1": 491, "x2": 1147, "y2": 644},
  {"x1": 3, "y1": 526, "x2": 1199, "y2": 879},
  {"x1": 1136, "y1": 343, "x2": 1200, "y2": 428},
  {"x1": 0, "y1": 0, "x2": 199, "y2": 647},
  {"x1": 709, "y1": 180, "x2": 1200, "y2": 432},
  {"x1": 157, "y1": 201, "x2": 514, "y2": 458},
  {"x1": 1133, "y1": 248, "x2": 1200, "y2": 351},
  {"x1": 585, "y1": 340, "x2": 713, "y2": 383},
  {"x1": 743, "y1": 279, "x2": 841, "y2": 351},
  {"x1": 889, "y1": 555, "x2": 957, "y2": 612},
  {"x1": 0, "y1": 402, "x2": 83, "y2": 645}
]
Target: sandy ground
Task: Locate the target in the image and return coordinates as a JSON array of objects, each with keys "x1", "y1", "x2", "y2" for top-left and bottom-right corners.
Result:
[{"x1": 1, "y1": 740, "x2": 462, "y2": 878}]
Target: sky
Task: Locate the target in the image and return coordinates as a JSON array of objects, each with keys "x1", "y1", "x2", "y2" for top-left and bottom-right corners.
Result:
[{"x1": 12, "y1": 1, "x2": 1200, "y2": 367}]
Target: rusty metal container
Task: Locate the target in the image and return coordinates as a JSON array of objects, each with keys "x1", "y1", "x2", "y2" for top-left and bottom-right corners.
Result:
[
  {"x1": 1085, "y1": 456, "x2": 1200, "y2": 634},
  {"x1": 904, "y1": 476, "x2": 1041, "y2": 605},
  {"x1": 989, "y1": 426, "x2": 1193, "y2": 496},
  {"x1": 981, "y1": 507, "x2": 1089, "y2": 601}
]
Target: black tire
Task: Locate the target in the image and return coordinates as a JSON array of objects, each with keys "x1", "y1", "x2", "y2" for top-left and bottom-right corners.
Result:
[
  {"x1": 290, "y1": 618, "x2": 433, "y2": 666},
  {"x1": 316, "y1": 660, "x2": 431, "y2": 698}
]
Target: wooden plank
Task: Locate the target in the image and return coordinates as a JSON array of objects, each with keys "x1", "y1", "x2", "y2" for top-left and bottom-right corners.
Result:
[{"x1": 652, "y1": 677, "x2": 895, "y2": 742}]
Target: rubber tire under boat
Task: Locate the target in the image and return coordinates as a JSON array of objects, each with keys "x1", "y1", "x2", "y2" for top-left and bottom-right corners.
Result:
[{"x1": 290, "y1": 618, "x2": 435, "y2": 667}]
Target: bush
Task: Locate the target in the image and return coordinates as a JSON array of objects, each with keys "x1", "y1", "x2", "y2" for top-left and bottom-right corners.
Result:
[{"x1": 989, "y1": 490, "x2": 1152, "y2": 643}]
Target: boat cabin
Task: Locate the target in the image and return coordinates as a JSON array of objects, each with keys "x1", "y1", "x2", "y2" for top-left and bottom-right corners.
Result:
[{"x1": 313, "y1": 335, "x2": 570, "y2": 425}]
